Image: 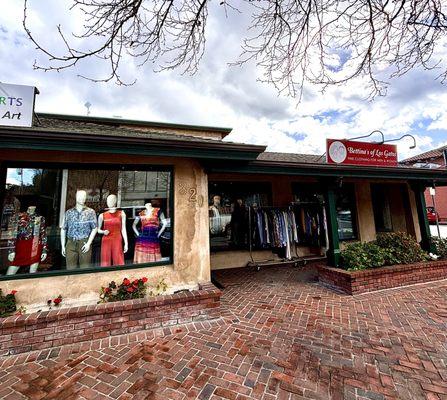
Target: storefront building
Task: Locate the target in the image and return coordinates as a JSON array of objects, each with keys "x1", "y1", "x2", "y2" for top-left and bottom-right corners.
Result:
[
  {"x1": 401, "y1": 145, "x2": 447, "y2": 222},
  {"x1": 1, "y1": 113, "x2": 447, "y2": 326}
]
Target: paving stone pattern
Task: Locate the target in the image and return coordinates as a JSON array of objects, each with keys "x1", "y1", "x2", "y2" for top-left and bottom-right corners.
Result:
[{"x1": 0, "y1": 265, "x2": 446, "y2": 399}]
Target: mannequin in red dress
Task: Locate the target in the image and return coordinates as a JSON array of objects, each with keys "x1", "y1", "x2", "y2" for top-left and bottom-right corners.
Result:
[
  {"x1": 7, "y1": 206, "x2": 48, "y2": 275},
  {"x1": 98, "y1": 194, "x2": 128, "y2": 267}
]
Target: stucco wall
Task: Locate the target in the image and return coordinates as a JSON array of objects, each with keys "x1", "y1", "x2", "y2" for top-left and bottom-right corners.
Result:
[
  {"x1": 355, "y1": 182, "x2": 376, "y2": 242},
  {"x1": 0, "y1": 150, "x2": 210, "y2": 309},
  {"x1": 354, "y1": 181, "x2": 421, "y2": 243}
]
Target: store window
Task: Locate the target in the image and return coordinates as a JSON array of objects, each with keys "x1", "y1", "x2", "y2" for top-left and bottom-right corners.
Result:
[
  {"x1": 371, "y1": 184, "x2": 393, "y2": 232},
  {"x1": 0, "y1": 165, "x2": 173, "y2": 279},
  {"x1": 334, "y1": 185, "x2": 358, "y2": 240},
  {"x1": 208, "y1": 181, "x2": 272, "y2": 251}
]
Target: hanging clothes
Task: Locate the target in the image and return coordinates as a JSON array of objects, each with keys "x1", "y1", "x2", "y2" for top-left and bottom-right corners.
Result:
[{"x1": 248, "y1": 204, "x2": 327, "y2": 259}]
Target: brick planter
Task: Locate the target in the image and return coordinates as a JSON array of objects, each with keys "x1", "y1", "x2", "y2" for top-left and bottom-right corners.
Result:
[
  {"x1": 317, "y1": 260, "x2": 447, "y2": 295},
  {"x1": 0, "y1": 282, "x2": 221, "y2": 356}
]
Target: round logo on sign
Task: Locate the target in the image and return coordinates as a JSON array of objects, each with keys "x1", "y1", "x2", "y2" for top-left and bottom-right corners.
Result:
[{"x1": 328, "y1": 141, "x2": 347, "y2": 164}]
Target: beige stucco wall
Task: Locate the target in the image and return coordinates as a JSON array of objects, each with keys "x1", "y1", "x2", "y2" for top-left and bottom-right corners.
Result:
[
  {"x1": 355, "y1": 182, "x2": 376, "y2": 242},
  {"x1": 353, "y1": 180, "x2": 421, "y2": 243},
  {"x1": 0, "y1": 150, "x2": 210, "y2": 310}
]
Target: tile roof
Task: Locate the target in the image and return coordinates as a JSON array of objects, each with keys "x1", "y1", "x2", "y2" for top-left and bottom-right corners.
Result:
[
  {"x1": 30, "y1": 115, "x2": 218, "y2": 144},
  {"x1": 256, "y1": 152, "x2": 326, "y2": 164},
  {"x1": 401, "y1": 145, "x2": 447, "y2": 164}
]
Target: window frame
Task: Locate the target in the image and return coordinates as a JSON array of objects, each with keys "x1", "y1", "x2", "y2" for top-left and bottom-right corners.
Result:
[
  {"x1": 370, "y1": 183, "x2": 394, "y2": 233},
  {"x1": 334, "y1": 184, "x2": 359, "y2": 241},
  {"x1": 0, "y1": 161, "x2": 175, "y2": 282}
]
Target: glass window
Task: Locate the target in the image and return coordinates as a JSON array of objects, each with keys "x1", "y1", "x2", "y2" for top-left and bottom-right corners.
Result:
[
  {"x1": 0, "y1": 165, "x2": 173, "y2": 279},
  {"x1": 334, "y1": 185, "x2": 358, "y2": 240},
  {"x1": 208, "y1": 181, "x2": 272, "y2": 251},
  {"x1": 371, "y1": 184, "x2": 393, "y2": 232}
]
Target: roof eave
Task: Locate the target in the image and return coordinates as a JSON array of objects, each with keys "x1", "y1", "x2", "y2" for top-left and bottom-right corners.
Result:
[
  {"x1": 0, "y1": 128, "x2": 265, "y2": 161},
  {"x1": 36, "y1": 112, "x2": 233, "y2": 137}
]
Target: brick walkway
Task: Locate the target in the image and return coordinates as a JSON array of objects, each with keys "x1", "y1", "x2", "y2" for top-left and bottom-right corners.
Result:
[{"x1": 0, "y1": 265, "x2": 446, "y2": 399}]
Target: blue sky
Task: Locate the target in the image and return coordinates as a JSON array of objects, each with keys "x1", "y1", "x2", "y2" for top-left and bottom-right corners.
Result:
[{"x1": 1, "y1": 1, "x2": 447, "y2": 161}]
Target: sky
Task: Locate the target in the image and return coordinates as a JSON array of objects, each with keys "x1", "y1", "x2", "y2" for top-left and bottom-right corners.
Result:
[{"x1": 1, "y1": 1, "x2": 447, "y2": 161}]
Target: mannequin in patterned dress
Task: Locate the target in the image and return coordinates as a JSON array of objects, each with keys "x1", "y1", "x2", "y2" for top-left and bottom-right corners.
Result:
[{"x1": 132, "y1": 202, "x2": 167, "y2": 263}]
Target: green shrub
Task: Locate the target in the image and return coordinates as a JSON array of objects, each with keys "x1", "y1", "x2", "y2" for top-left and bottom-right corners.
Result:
[
  {"x1": 340, "y1": 232, "x2": 428, "y2": 270},
  {"x1": 376, "y1": 232, "x2": 427, "y2": 265},
  {"x1": 341, "y1": 242, "x2": 386, "y2": 271},
  {"x1": 431, "y1": 236, "x2": 447, "y2": 259}
]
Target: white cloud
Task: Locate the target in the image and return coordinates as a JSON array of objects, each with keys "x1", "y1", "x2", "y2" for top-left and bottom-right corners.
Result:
[{"x1": 1, "y1": 0, "x2": 447, "y2": 162}]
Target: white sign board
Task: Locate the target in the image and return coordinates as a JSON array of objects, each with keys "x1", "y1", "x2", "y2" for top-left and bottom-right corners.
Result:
[{"x1": 0, "y1": 83, "x2": 37, "y2": 127}]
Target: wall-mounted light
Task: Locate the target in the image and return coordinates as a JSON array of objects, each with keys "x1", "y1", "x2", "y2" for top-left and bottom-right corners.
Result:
[
  {"x1": 383, "y1": 134, "x2": 417, "y2": 149},
  {"x1": 349, "y1": 130, "x2": 385, "y2": 144}
]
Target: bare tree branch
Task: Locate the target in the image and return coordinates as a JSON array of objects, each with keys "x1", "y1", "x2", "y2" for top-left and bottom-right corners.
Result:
[{"x1": 23, "y1": 0, "x2": 447, "y2": 98}]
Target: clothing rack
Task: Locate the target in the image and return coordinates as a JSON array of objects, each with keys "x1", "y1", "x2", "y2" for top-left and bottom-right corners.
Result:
[{"x1": 246, "y1": 203, "x2": 327, "y2": 271}]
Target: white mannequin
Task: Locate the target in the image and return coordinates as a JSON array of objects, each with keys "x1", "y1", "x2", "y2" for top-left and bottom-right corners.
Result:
[
  {"x1": 132, "y1": 202, "x2": 168, "y2": 238},
  {"x1": 98, "y1": 194, "x2": 128, "y2": 253},
  {"x1": 7, "y1": 206, "x2": 47, "y2": 275},
  {"x1": 61, "y1": 190, "x2": 97, "y2": 256}
]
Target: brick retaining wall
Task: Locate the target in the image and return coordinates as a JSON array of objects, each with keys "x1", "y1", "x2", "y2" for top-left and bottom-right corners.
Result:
[
  {"x1": 0, "y1": 282, "x2": 221, "y2": 356},
  {"x1": 317, "y1": 260, "x2": 447, "y2": 295}
]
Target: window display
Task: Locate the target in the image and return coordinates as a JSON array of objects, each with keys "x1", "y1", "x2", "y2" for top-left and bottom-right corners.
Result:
[
  {"x1": 0, "y1": 165, "x2": 173, "y2": 279},
  {"x1": 208, "y1": 181, "x2": 272, "y2": 251}
]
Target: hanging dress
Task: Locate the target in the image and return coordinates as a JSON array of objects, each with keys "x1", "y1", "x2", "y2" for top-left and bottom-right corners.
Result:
[
  {"x1": 101, "y1": 210, "x2": 125, "y2": 267},
  {"x1": 133, "y1": 208, "x2": 162, "y2": 263},
  {"x1": 8, "y1": 212, "x2": 47, "y2": 266}
]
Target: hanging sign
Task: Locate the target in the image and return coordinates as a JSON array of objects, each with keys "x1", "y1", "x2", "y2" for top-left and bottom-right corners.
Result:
[
  {"x1": 0, "y1": 82, "x2": 37, "y2": 127},
  {"x1": 326, "y1": 139, "x2": 398, "y2": 167}
]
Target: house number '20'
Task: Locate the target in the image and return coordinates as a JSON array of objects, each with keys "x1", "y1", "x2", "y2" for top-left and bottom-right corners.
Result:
[{"x1": 189, "y1": 188, "x2": 204, "y2": 207}]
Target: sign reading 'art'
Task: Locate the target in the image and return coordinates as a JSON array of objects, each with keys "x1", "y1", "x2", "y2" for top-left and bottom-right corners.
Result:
[
  {"x1": 326, "y1": 139, "x2": 398, "y2": 167},
  {"x1": 0, "y1": 82, "x2": 37, "y2": 128}
]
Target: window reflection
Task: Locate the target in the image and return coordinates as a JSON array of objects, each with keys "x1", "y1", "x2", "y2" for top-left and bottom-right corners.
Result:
[{"x1": 1, "y1": 167, "x2": 172, "y2": 278}]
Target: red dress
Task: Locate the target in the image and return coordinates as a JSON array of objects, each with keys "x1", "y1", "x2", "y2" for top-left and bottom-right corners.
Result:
[
  {"x1": 100, "y1": 210, "x2": 125, "y2": 267},
  {"x1": 8, "y1": 212, "x2": 47, "y2": 267}
]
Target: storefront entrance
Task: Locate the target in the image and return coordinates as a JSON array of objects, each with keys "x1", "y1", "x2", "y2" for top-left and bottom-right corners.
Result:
[{"x1": 208, "y1": 174, "x2": 423, "y2": 272}]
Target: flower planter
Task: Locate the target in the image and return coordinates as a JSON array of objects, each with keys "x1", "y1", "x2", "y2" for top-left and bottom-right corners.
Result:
[
  {"x1": 317, "y1": 260, "x2": 447, "y2": 295},
  {"x1": 0, "y1": 282, "x2": 221, "y2": 356}
]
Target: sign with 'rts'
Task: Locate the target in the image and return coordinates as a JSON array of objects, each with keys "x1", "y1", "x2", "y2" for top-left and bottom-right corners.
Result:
[{"x1": 0, "y1": 82, "x2": 37, "y2": 128}]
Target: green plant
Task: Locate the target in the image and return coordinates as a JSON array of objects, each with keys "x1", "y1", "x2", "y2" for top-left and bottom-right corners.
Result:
[
  {"x1": 376, "y1": 232, "x2": 428, "y2": 265},
  {"x1": 341, "y1": 242, "x2": 386, "y2": 271},
  {"x1": 149, "y1": 278, "x2": 168, "y2": 296},
  {"x1": 431, "y1": 236, "x2": 447, "y2": 259},
  {"x1": 0, "y1": 289, "x2": 18, "y2": 318}
]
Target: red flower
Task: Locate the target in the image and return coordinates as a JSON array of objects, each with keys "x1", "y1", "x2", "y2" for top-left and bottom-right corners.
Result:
[
  {"x1": 104, "y1": 287, "x2": 111, "y2": 294},
  {"x1": 53, "y1": 297, "x2": 62, "y2": 305},
  {"x1": 133, "y1": 279, "x2": 139, "y2": 285},
  {"x1": 142, "y1": 277, "x2": 148, "y2": 283},
  {"x1": 123, "y1": 278, "x2": 130, "y2": 286},
  {"x1": 127, "y1": 287, "x2": 134, "y2": 293},
  {"x1": 10, "y1": 290, "x2": 17, "y2": 295}
]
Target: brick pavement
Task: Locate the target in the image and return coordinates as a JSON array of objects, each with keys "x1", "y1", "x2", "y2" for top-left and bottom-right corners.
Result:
[{"x1": 0, "y1": 264, "x2": 446, "y2": 399}]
